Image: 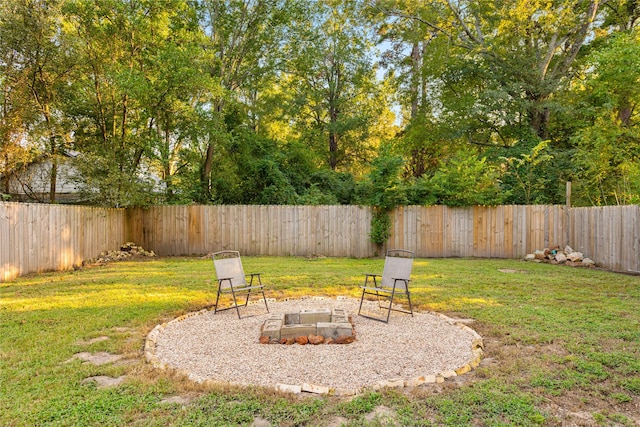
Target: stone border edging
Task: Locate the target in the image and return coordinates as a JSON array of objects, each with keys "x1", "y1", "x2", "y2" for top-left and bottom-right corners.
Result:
[{"x1": 144, "y1": 298, "x2": 484, "y2": 396}]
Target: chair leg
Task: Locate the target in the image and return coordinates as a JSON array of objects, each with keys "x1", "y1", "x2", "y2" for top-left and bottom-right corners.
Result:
[
  {"x1": 406, "y1": 290, "x2": 414, "y2": 317},
  {"x1": 375, "y1": 289, "x2": 384, "y2": 309},
  {"x1": 230, "y1": 289, "x2": 242, "y2": 319},
  {"x1": 214, "y1": 286, "x2": 222, "y2": 315},
  {"x1": 358, "y1": 288, "x2": 367, "y2": 316},
  {"x1": 385, "y1": 288, "x2": 396, "y2": 323},
  {"x1": 243, "y1": 288, "x2": 252, "y2": 307}
]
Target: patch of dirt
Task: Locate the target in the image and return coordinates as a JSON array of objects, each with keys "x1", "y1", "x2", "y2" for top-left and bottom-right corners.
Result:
[
  {"x1": 323, "y1": 416, "x2": 349, "y2": 427},
  {"x1": 250, "y1": 417, "x2": 271, "y2": 427},
  {"x1": 81, "y1": 375, "x2": 126, "y2": 388},
  {"x1": 76, "y1": 336, "x2": 110, "y2": 346},
  {"x1": 160, "y1": 395, "x2": 195, "y2": 406},
  {"x1": 365, "y1": 405, "x2": 397, "y2": 424}
]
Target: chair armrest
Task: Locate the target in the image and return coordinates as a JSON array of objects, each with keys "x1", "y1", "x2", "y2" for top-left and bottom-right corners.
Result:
[
  {"x1": 391, "y1": 278, "x2": 410, "y2": 289},
  {"x1": 247, "y1": 273, "x2": 263, "y2": 287},
  {"x1": 363, "y1": 273, "x2": 381, "y2": 288}
]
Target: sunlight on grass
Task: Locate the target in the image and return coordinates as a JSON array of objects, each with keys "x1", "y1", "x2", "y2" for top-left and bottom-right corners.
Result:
[
  {"x1": 1, "y1": 256, "x2": 639, "y2": 427},
  {"x1": 428, "y1": 296, "x2": 502, "y2": 312},
  {"x1": 3, "y1": 284, "x2": 208, "y2": 312}
]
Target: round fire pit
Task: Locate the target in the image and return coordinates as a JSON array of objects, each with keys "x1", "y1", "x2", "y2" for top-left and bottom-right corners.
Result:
[{"x1": 260, "y1": 308, "x2": 355, "y2": 345}]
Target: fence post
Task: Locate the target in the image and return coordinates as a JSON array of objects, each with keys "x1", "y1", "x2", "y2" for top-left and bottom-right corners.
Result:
[{"x1": 565, "y1": 182, "x2": 572, "y2": 247}]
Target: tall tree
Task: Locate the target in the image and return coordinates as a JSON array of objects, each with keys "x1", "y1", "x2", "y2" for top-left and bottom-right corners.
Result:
[
  {"x1": 281, "y1": 0, "x2": 389, "y2": 171},
  {"x1": 0, "y1": 0, "x2": 72, "y2": 202},
  {"x1": 197, "y1": 0, "x2": 295, "y2": 200},
  {"x1": 62, "y1": 0, "x2": 212, "y2": 206},
  {"x1": 374, "y1": 0, "x2": 601, "y2": 143},
  {"x1": 572, "y1": 30, "x2": 640, "y2": 205}
]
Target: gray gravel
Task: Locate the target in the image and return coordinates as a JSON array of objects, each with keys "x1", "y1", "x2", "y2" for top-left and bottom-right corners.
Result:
[{"x1": 153, "y1": 298, "x2": 478, "y2": 391}]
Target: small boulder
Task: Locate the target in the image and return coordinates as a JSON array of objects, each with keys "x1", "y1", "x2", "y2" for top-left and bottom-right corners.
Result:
[
  {"x1": 259, "y1": 336, "x2": 270, "y2": 344},
  {"x1": 334, "y1": 335, "x2": 355, "y2": 344},
  {"x1": 554, "y1": 252, "x2": 567, "y2": 263},
  {"x1": 295, "y1": 336, "x2": 308, "y2": 345},
  {"x1": 567, "y1": 251, "x2": 584, "y2": 262},
  {"x1": 308, "y1": 335, "x2": 325, "y2": 345}
]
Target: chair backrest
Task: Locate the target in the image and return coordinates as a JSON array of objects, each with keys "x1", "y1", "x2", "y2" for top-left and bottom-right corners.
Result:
[
  {"x1": 213, "y1": 251, "x2": 247, "y2": 289},
  {"x1": 381, "y1": 249, "x2": 414, "y2": 290}
]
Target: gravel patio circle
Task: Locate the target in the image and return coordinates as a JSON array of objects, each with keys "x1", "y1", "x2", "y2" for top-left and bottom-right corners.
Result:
[{"x1": 146, "y1": 297, "x2": 484, "y2": 395}]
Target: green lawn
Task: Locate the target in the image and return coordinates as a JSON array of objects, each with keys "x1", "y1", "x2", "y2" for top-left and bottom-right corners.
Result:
[{"x1": 1, "y1": 257, "x2": 639, "y2": 426}]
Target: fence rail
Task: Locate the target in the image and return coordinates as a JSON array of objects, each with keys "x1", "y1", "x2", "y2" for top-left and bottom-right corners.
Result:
[
  {"x1": 1, "y1": 202, "x2": 638, "y2": 281},
  {"x1": 570, "y1": 205, "x2": 640, "y2": 273},
  {"x1": 126, "y1": 205, "x2": 375, "y2": 258},
  {"x1": 0, "y1": 202, "x2": 126, "y2": 281}
]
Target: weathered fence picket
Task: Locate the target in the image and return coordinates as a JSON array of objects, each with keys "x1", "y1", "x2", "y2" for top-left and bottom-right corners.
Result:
[{"x1": 1, "y1": 202, "x2": 638, "y2": 281}]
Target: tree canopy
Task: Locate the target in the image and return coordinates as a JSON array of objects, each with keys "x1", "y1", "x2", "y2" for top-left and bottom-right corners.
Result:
[{"x1": 1, "y1": 0, "x2": 638, "y2": 208}]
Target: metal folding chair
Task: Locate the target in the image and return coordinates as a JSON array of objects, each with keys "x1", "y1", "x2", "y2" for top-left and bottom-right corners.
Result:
[
  {"x1": 212, "y1": 250, "x2": 269, "y2": 319},
  {"x1": 358, "y1": 249, "x2": 414, "y2": 323}
]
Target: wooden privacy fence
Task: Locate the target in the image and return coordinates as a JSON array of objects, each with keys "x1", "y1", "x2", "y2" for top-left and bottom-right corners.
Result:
[
  {"x1": 388, "y1": 205, "x2": 568, "y2": 259},
  {"x1": 570, "y1": 205, "x2": 640, "y2": 274},
  {"x1": 1, "y1": 202, "x2": 639, "y2": 281},
  {"x1": 0, "y1": 202, "x2": 126, "y2": 281},
  {"x1": 126, "y1": 205, "x2": 375, "y2": 258}
]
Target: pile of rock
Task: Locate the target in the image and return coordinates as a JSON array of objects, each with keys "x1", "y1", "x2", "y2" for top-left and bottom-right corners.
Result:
[
  {"x1": 525, "y1": 245, "x2": 595, "y2": 267},
  {"x1": 88, "y1": 242, "x2": 156, "y2": 265}
]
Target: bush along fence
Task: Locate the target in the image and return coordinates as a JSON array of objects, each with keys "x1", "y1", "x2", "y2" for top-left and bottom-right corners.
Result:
[{"x1": 1, "y1": 202, "x2": 639, "y2": 282}]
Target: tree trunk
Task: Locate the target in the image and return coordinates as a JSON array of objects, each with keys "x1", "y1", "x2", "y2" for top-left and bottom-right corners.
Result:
[
  {"x1": 49, "y1": 153, "x2": 57, "y2": 203},
  {"x1": 328, "y1": 102, "x2": 339, "y2": 170},
  {"x1": 530, "y1": 105, "x2": 550, "y2": 140},
  {"x1": 329, "y1": 132, "x2": 338, "y2": 170},
  {"x1": 410, "y1": 42, "x2": 420, "y2": 119},
  {"x1": 618, "y1": 103, "x2": 633, "y2": 127}
]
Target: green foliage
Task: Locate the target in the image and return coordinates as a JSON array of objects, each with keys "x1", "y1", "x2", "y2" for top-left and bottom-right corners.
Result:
[
  {"x1": 357, "y1": 145, "x2": 407, "y2": 246},
  {"x1": 2, "y1": 0, "x2": 640, "y2": 207},
  {"x1": 427, "y1": 380, "x2": 546, "y2": 426},
  {"x1": 369, "y1": 209, "x2": 392, "y2": 245},
  {"x1": 411, "y1": 149, "x2": 504, "y2": 206},
  {"x1": 358, "y1": 145, "x2": 407, "y2": 211},
  {"x1": 336, "y1": 392, "x2": 383, "y2": 416},
  {"x1": 621, "y1": 377, "x2": 640, "y2": 395},
  {"x1": 570, "y1": 31, "x2": 640, "y2": 206},
  {"x1": 499, "y1": 140, "x2": 555, "y2": 204},
  {"x1": 73, "y1": 151, "x2": 161, "y2": 207}
]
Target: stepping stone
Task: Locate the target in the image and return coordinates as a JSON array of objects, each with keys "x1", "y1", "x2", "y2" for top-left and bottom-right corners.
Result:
[
  {"x1": 81, "y1": 375, "x2": 126, "y2": 388},
  {"x1": 365, "y1": 405, "x2": 397, "y2": 423},
  {"x1": 250, "y1": 417, "x2": 271, "y2": 427},
  {"x1": 325, "y1": 416, "x2": 348, "y2": 427},
  {"x1": 71, "y1": 352, "x2": 123, "y2": 366}
]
